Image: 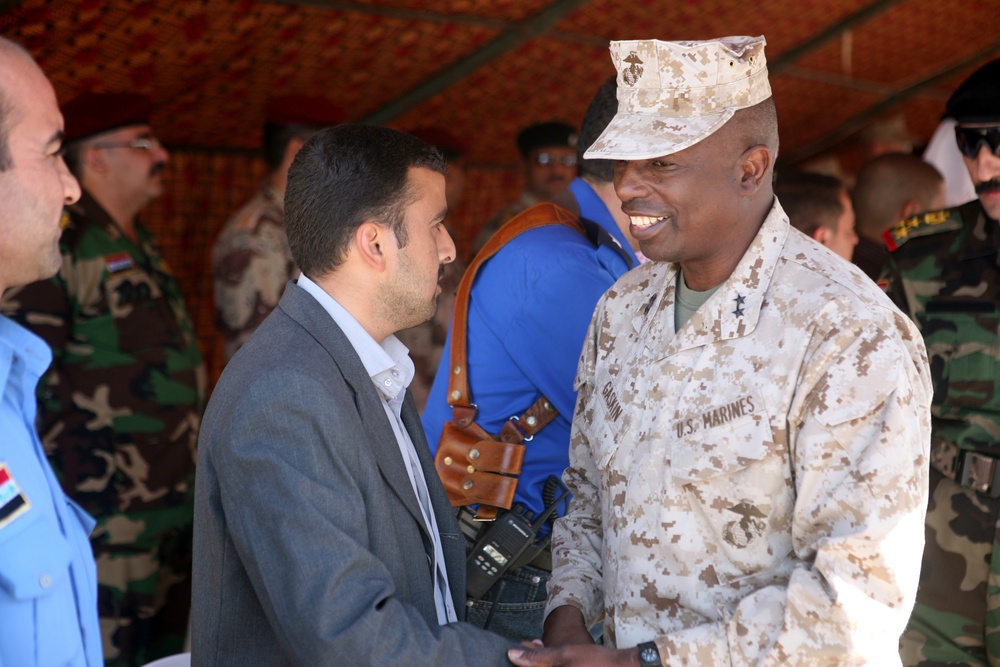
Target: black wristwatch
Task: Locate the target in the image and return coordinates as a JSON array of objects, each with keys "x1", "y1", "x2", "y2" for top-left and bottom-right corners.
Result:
[{"x1": 637, "y1": 640, "x2": 662, "y2": 667}]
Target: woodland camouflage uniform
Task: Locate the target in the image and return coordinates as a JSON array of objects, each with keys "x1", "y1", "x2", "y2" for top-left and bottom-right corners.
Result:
[
  {"x1": 1, "y1": 192, "x2": 206, "y2": 667},
  {"x1": 887, "y1": 201, "x2": 1000, "y2": 666}
]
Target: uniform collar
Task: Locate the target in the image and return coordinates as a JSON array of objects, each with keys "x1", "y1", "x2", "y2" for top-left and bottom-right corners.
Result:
[
  {"x1": 0, "y1": 315, "x2": 52, "y2": 386},
  {"x1": 68, "y1": 189, "x2": 151, "y2": 247},
  {"x1": 569, "y1": 177, "x2": 639, "y2": 267},
  {"x1": 634, "y1": 198, "x2": 788, "y2": 357}
]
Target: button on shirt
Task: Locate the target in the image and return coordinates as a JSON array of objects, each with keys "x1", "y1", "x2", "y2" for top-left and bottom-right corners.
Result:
[
  {"x1": 297, "y1": 275, "x2": 457, "y2": 625},
  {"x1": 0, "y1": 315, "x2": 102, "y2": 666}
]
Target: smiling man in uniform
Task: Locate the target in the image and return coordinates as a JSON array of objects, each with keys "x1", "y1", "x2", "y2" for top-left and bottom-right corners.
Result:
[{"x1": 510, "y1": 36, "x2": 932, "y2": 667}]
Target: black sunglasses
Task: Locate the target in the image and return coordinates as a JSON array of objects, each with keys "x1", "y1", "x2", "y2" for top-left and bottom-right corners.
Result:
[{"x1": 954, "y1": 125, "x2": 1000, "y2": 159}]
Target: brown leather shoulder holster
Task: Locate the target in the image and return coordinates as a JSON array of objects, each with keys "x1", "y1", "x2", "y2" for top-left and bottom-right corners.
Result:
[{"x1": 434, "y1": 202, "x2": 586, "y2": 521}]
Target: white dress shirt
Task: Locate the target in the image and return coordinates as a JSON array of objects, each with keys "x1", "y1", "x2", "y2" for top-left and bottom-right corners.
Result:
[{"x1": 297, "y1": 275, "x2": 457, "y2": 625}]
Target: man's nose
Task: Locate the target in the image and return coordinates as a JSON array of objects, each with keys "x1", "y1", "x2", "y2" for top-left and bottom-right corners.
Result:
[{"x1": 438, "y1": 227, "x2": 456, "y2": 265}]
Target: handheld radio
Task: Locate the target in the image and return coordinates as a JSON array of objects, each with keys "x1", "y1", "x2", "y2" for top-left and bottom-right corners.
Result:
[{"x1": 466, "y1": 487, "x2": 569, "y2": 600}]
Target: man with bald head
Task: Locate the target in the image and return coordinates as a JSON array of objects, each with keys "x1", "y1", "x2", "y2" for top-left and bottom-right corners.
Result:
[
  {"x1": 851, "y1": 154, "x2": 945, "y2": 281},
  {"x1": 511, "y1": 35, "x2": 931, "y2": 667},
  {"x1": 0, "y1": 37, "x2": 102, "y2": 666}
]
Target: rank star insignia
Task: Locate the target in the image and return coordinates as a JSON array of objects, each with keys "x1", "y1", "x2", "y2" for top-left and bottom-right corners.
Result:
[{"x1": 733, "y1": 294, "x2": 746, "y2": 317}]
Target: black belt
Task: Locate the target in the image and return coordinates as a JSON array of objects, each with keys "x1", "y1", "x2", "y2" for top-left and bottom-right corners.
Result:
[
  {"x1": 457, "y1": 506, "x2": 553, "y2": 572},
  {"x1": 931, "y1": 438, "x2": 1000, "y2": 498}
]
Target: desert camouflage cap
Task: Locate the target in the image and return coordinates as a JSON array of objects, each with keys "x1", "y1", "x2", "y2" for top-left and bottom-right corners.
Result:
[{"x1": 584, "y1": 36, "x2": 772, "y2": 160}]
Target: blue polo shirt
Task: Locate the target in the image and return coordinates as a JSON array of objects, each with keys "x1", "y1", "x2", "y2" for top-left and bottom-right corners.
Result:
[
  {"x1": 422, "y1": 178, "x2": 636, "y2": 523},
  {"x1": 0, "y1": 315, "x2": 102, "y2": 667}
]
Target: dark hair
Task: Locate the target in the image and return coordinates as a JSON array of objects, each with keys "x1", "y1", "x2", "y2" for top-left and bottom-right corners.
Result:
[
  {"x1": 284, "y1": 124, "x2": 447, "y2": 277},
  {"x1": 774, "y1": 170, "x2": 846, "y2": 237},
  {"x1": 262, "y1": 122, "x2": 324, "y2": 173},
  {"x1": 578, "y1": 76, "x2": 618, "y2": 183}
]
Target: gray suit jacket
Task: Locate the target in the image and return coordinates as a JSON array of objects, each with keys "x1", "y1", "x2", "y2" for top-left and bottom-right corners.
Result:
[{"x1": 192, "y1": 282, "x2": 515, "y2": 666}]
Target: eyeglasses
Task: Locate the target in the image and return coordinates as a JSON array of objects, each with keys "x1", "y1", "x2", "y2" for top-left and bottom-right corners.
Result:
[
  {"x1": 533, "y1": 151, "x2": 577, "y2": 167},
  {"x1": 91, "y1": 137, "x2": 163, "y2": 152},
  {"x1": 954, "y1": 126, "x2": 1000, "y2": 159}
]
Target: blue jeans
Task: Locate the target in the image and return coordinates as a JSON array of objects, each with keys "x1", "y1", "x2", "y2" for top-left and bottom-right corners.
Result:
[{"x1": 464, "y1": 562, "x2": 549, "y2": 641}]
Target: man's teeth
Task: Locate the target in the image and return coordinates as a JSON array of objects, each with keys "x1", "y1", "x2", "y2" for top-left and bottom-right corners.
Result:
[{"x1": 630, "y1": 215, "x2": 666, "y2": 228}]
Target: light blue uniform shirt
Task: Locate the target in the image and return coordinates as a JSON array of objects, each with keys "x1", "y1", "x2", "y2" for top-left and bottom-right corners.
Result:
[
  {"x1": 0, "y1": 315, "x2": 102, "y2": 667},
  {"x1": 423, "y1": 178, "x2": 637, "y2": 522}
]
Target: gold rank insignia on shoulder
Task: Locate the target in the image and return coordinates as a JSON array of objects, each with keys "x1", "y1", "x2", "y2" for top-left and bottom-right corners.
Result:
[{"x1": 883, "y1": 209, "x2": 962, "y2": 251}]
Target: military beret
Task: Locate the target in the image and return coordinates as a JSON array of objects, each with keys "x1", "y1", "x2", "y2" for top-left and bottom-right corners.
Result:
[
  {"x1": 407, "y1": 126, "x2": 468, "y2": 160},
  {"x1": 946, "y1": 58, "x2": 1000, "y2": 123},
  {"x1": 62, "y1": 92, "x2": 152, "y2": 143},
  {"x1": 516, "y1": 122, "x2": 578, "y2": 158},
  {"x1": 265, "y1": 95, "x2": 345, "y2": 127}
]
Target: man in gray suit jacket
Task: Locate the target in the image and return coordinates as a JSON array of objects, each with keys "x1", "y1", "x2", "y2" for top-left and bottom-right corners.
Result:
[{"x1": 193, "y1": 125, "x2": 517, "y2": 665}]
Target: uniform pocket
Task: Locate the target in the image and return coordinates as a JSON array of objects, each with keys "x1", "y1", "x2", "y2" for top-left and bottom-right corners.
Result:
[
  {"x1": 671, "y1": 408, "x2": 793, "y2": 576},
  {"x1": 103, "y1": 268, "x2": 185, "y2": 355},
  {"x1": 0, "y1": 510, "x2": 85, "y2": 665},
  {"x1": 0, "y1": 514, "x2": 71, "y2": 600}
]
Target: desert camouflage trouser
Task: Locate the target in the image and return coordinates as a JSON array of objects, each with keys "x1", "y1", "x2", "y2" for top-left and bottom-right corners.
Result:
[{"x1": 901, "y1": 467, "x2": 1000, "y2": 666}]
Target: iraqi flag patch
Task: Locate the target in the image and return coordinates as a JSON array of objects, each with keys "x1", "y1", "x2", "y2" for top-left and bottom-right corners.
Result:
[
  {"x1": 0, "y1": 463, "x2": 31, "y2": 530},
  {"x1": 105, "y1": 252, "x2": 135, "y2": 274}
]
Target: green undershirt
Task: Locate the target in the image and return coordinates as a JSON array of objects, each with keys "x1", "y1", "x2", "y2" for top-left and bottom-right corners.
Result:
[{"x1": 675, "y1": 271, "x2": 721, "y2": 330}]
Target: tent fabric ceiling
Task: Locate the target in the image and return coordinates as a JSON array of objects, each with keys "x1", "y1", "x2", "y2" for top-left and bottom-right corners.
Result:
[
  {"x1": 3, "y1": 0, "x2": 1000, "y2": 166},
  {"x1": 2, "y1": 0, "x2": 999, "y2": 383}
]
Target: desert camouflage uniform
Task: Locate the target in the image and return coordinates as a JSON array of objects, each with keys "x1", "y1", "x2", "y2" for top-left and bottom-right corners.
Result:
[
  {"x1": 0, "y1": 191, "x2": 207, "y2": 667},
  {"x1": 546, "y1": 200, "x2": 932, "y2": 665},
  {"x1": 883, "y1": 201, "x2": 1000, "y2": 666},
  {"x1": 213, "y1": 186, "x2": 297, "y2": 362}
]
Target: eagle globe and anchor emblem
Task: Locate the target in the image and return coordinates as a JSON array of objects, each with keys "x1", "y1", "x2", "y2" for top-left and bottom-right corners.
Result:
[
  {"x1": 622, "y1": 51, "x2": 644, "y2": 86},
  {"x1": 722, "y1": 500, "x2": 766, "y2": 548}
]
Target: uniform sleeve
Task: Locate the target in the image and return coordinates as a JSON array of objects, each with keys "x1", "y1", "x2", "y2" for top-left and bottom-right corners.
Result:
[
  {"x1": 213, "y1": 220, "x2": 293, "y2": 359},
  {"x1": 0, "y1": 264, "x2": 75, "y2": 439},
  {"x1": 543, "y1": 307, "x2": 607, "y2": 625},
  {"x1": 879, "y1": 254, "x2": 914, "y2": 321},
  {"x1": 662, "y1": 322, "x2": 931, "y2": 665}
]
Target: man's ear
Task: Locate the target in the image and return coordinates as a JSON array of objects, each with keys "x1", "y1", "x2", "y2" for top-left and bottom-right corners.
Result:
[
  {"x1": 81, "y1": 144, "x2": 108, "y2": 175},
  {"x1": 899, "y1": 198, "x2": 922, "y2": 221},
  {"x1": 737, "y1": 144, "x2": 771, "y2": 194},
  {"x1": 812, "y1": 225, "x2": 830, "y2": 246},
  {"x1": 354, "y1": 221, "x2": 389, "y2": 272},
  {"x1": 283, "y1": 137, "x2": 305, "y2": 170}
]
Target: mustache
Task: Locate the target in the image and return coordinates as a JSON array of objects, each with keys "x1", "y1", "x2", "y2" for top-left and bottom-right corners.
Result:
[
  {"x1": 976, "y1": 179, "x2": 1000, "y2": 195},
  {"x1": 149, "y1": 162, "x2": 166, "y2": 177}
]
